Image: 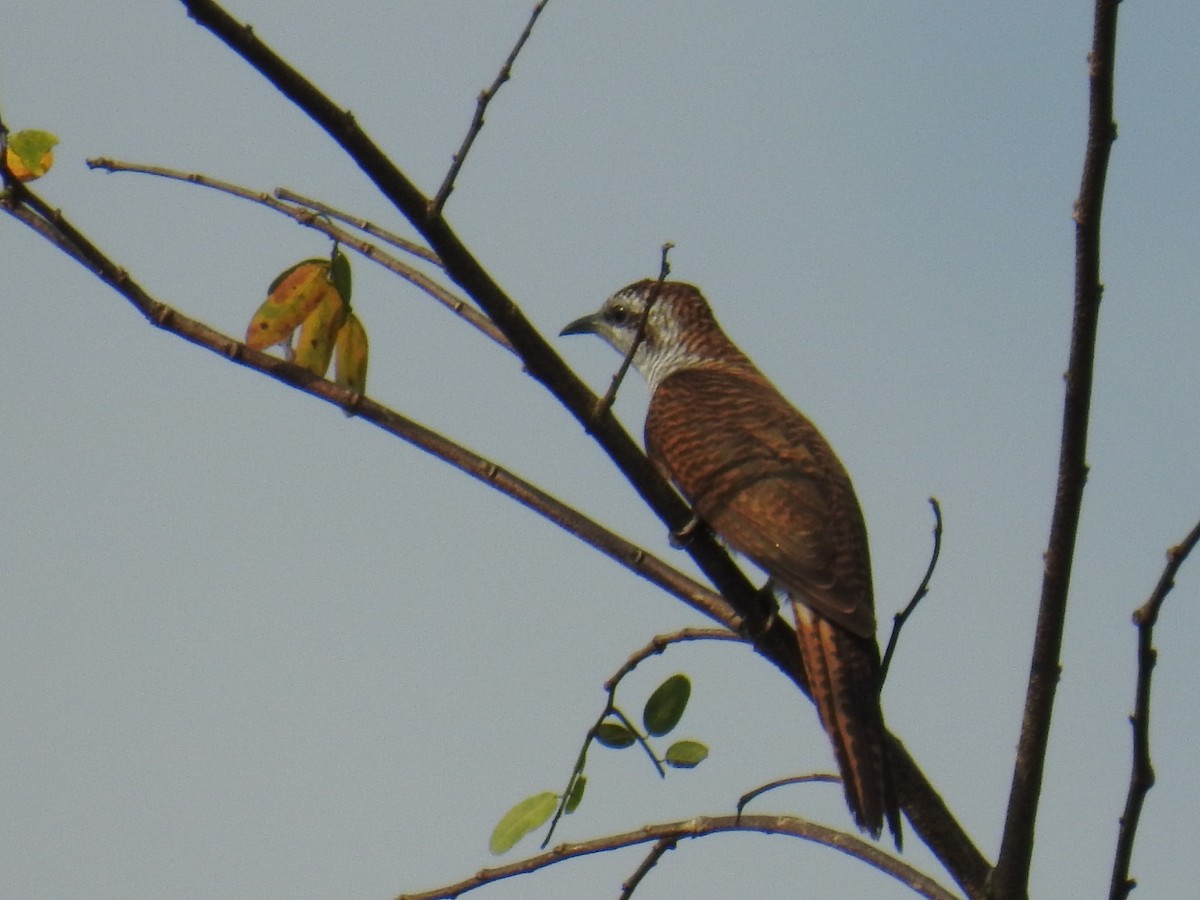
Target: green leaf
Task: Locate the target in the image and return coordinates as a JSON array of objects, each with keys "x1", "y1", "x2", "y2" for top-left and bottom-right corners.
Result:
[
  {"x1": 664, "y1": 740, "x2": 708, "y2": 769},
  {"x1": 5, "y1": 129, "x2": 58, "y2": 181},
  {"x1": 564, "y1": 774, "x2": 586, "y2": 814},
  {"x1": 642, "y1": 673, "x2": 691, "y2": 736},
  {"x1": 594, "y1": 720, "x2": 636, "y2": 749},
  {"x1": 489, "y1": 791, "x2": 557, "y2": 855},
  {"x1": 329, "y1": 249, "x2": 352, "y2": 304}
]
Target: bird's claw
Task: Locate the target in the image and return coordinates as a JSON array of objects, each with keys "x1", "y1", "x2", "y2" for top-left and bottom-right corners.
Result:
[{"x1": 669, "y1": 514, "x2": 704, "y2": 548}]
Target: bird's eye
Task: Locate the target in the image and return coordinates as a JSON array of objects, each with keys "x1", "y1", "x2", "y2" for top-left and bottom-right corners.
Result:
[{"x1": 606, "y1": 303, "x2": 632, "y2": 326}]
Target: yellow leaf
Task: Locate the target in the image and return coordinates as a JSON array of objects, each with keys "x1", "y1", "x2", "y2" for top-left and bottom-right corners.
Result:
[
  {"x1": 5, "y1": 130, "x2": 58, "y2": 182},
  {"x1": 293, "y1": 290, "x2": 347, "y2": 376},
  {"x1": 246, "y1": 260, "x2": 335, "y2": 350},
  {"x1": 334, "y1": 313, "x2": 369, "y2": 394}
]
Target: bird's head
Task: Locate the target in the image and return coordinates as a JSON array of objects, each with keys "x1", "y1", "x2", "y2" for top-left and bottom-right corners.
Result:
[{"x1": 561, "y1": 280, "x2": 738, "y2": 391}]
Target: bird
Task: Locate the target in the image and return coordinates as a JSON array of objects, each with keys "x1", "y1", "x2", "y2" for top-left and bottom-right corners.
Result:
[{"x1": 562, "y1": 279, "x2": 901, "y2": 845}]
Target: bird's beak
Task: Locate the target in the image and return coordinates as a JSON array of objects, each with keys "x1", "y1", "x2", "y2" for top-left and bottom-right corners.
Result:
[{"x1": 560, "y1": 312, "x2": 601, "y2": 337}]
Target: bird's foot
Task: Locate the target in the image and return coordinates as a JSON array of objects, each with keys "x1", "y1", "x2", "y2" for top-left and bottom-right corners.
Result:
[{"x1": 669, "y1": 514, "x2": 704, "y2": 548}]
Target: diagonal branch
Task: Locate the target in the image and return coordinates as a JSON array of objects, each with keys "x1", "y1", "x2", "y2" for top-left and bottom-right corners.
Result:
[
  {"x1": 176, "y1": 0, "x2": 787, "y2": 700},
  {"x1": 620, "y1": 838, "x2": 676, "y2": 899},
  {"x1": 1109, "y1": 516, "x2": 1200, "y2": 900},
  {"x1": 0, "y1": 182, "x2": 732, "y2": 633},
  {"x1": 991, "y1": 1, "x2": 1121, "y2": 896}
]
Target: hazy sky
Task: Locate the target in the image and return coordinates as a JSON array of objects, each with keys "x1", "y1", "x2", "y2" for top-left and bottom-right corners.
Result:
[{"x1": 3, "y1": 2, "x2": 1198, "y2": 898}]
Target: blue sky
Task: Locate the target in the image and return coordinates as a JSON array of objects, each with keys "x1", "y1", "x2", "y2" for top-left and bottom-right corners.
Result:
[{"x1": 3, "y1": 2, "x2": 1198, "y2": 898}]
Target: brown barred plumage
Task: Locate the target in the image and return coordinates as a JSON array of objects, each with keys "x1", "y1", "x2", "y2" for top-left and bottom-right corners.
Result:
[{"x1": 563, "y1": 280, "x2": 901, "y2": 845}]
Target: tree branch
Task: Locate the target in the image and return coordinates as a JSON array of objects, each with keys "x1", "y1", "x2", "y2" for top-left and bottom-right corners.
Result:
[
  {"x1": 620, "y1": 838, "x2": 676, "y2": 899},
  {"x1": 1109, "y1": 516, "x2": 1200, "y2": 900},
  {"x1": 28, "y1": 4, "x2": 989, "y2": 889},
  {"x1": 85, "y1": 158, "x2": 510, "y2": 350},
  {"x1": 881, "y1": 497, "x2": 943, "y2": 683},
  {"x1": 0, "y1": 183, "x2": 733, "y2": 634},
  {"x1": 397, "y1": 814, "x2": 959, "y2": 900},
  {"x1": 990, "y1": 2, "x2": 1121, "y2": 897},
  {"x1": 274, "y1": 187, "x2": 444, "y2": 267},
  {"x1": 430, "y1": 0, "x2": 551, "y2": 215}
]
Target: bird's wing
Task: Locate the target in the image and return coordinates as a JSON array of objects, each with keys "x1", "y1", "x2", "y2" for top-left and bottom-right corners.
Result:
[{"x1": 647, "y1": 367, "x2": 876, "y2": 637}]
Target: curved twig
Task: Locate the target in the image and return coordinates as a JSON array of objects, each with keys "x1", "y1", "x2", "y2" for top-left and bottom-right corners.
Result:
[
  {"x1": 881, "y1": 497, "x2": 943, "y2": 683},
  {"x1": 736, "y1": 773, "x2": 842, "y2": 819},
  {"x1": 398, "y1": 813, "x2": 958, "y2": 900},
  {"x1": 604, "y1": 627, "x2": 746, "y2": 691}
]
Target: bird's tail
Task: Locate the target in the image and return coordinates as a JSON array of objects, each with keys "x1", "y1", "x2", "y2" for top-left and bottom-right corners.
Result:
[{"x1": 792, "y1": 601, "x2": 902, "y2": 849}]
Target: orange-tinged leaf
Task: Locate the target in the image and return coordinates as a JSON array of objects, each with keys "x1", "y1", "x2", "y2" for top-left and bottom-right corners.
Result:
[
  {"x1": 293, "y1": 290, "x2": 347, "y2": 376},
  {"x1": 5, "y1": 130, "x2": 58, "y2": 182},
  {"x1": 334, "y1": 313, "x2": 369, "y2": 393},
  {"x1": 246, "y1": 260, "x2": 334, "y2": 350}
]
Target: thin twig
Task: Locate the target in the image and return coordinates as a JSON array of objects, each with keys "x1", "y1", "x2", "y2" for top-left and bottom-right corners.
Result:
[
  {"x1": 881, "y1": 497, "x2": 943, "y2": 683},
  {"x1": 619, "y1": 838, "x2": 676, "y2": 900},
  {"x1": 991, "y1": 2, "x2": 1121, "y2": 894},
  {"x1": 430, "y1": 0, "x2": 550, "y2": 215},
  {"x1": 541, "y1": 629, "x2": 741, "y2": 848},
  {"x1": 275, "y1": 187, "x2": 443, "y2": 267},
  {"x1": 86, "y1": 157, "x2": 511, "y2": 350},
  {"x1": 597, "y1": 242, "x2": 674, "y2": 418},
  {"x1": 610, "y1": 706, "x2": 667, "y2": 777},
  {"x1": 736, "y1": 774, "x2": 841, "y2": 819},
  {"x1": 398, "y1": 814, "x2": 958, "y2": 900},
  {"x1": 1109, "y1": 516, "x2": 1200, "y2": 900},
  {"x1": 604, "y1": 627, "x2": 745, "y2": 692}
]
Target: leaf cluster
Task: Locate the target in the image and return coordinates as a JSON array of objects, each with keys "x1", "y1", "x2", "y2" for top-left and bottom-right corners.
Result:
[{"x1": 490, "y1": 673, "x2": 708, "y2": 855}]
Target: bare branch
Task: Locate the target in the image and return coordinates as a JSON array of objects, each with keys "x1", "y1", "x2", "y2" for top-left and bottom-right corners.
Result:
[
  {"x1": 275, "y1": 187, "x2": 443, "y2": 267},
  {"x1": 737, "y1": 774, "x2": 841, "y2": 818},
  {"x1": 620, "y1": 838, "x2": 676, "y2": 899},
  {"x1": 86, "y1": 157, "x2": 511, "y2": 350},
  {"x1": 605, "y1": 627, "x2": 744, "y2": 690},
  {"x1": 397, "y1": 814, "x2": 959, "y2": 900},
  {"x1": 991, "y1": 2, "x2": 1121, "y2": 895},
  {"x1": 881, "y1": 497, "x2": 943, "y2": 683},
  {"x1": 0, "y1": 183, "x2": 736, "y2": 635},
  {"x1": 430, "y1": 0, "x2": 551, "y2": 215},
  {"x1": 1109, "y1": 516, "x2": 1200, "y2": 900}
]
